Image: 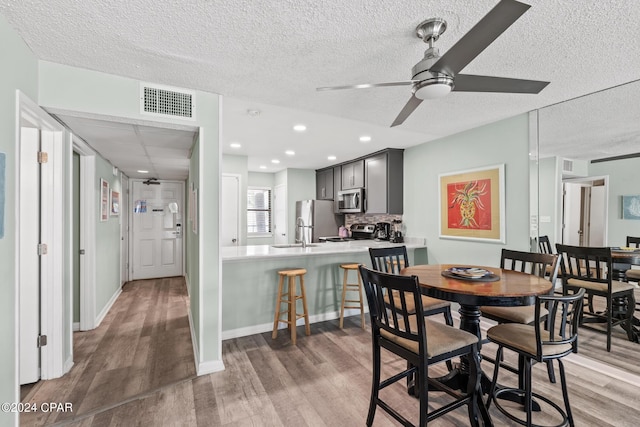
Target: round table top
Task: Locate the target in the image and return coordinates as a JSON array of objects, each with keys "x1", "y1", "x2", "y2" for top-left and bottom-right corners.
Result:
[
  {"x1": 611, "y1": 249, "x2": 640, "y2": 265},
  {"x1": 401, "y1": 264, "x2": 553, "y2": 307}
]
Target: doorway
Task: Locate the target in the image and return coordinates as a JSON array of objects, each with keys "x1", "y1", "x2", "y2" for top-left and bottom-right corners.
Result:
[
  {"x1": 17, "y1": 92, "x2": 66, "y2": 384},
  {"x1": 131, "y1": 180, "x2": 184, "y2": 280},
  {"x1": 221, "y1": 174, "x2": 240, "y2": 246},
  {"x1": 562, "y1": 176, "x2": 608, "y2": 246}
]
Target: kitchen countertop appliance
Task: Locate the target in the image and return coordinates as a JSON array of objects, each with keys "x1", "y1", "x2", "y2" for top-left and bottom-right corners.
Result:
[
  {"x1": 375, "y1": 222, "x2": 391, "y2": 240},
  {"x1": 295, "y1": 200, "x2": 343, "y2": 243},
  {"x1": 350, "y1": 223, "x2": 377, "y2": 240},
  {"x1": 390, "y1": 219, "x2": 404, "y2": 243}
]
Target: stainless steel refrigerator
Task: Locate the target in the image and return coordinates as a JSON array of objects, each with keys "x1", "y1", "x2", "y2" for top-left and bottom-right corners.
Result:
[{"x1": 295, "y1": 200, "x2": 342, "y2": 243}]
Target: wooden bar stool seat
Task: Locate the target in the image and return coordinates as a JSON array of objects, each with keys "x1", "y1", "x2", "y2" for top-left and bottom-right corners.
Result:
[
  {"x1": 272, "y1": 268, "x2": 310, "y2": 345},
  {"x1": 339, "y1": 263, "x2": 365, "y2": 329}
]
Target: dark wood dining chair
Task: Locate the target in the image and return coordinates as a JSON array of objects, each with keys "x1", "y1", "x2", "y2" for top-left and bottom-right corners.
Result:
[
  {"x1": 487, "y1": 288, "x2": 585, "y2": 427},
  {"x1": 358, "y1": 265, "x2": 491, "y2": 427},
  {"x1": 480, "y1": 249, "x2": 560, "y2": 382},
  {"x1": 624, "y1": 236, "x2": 640, "y2": 283},
  {"x1": 538, "y1": 235, "x2": 553, "y2": 254},
  {"x1": 368, "y1": 246, "x2": 453, "y2": 327},
  {"x1": 555, "y1": 244, "x2": 636, "y2": 351}
]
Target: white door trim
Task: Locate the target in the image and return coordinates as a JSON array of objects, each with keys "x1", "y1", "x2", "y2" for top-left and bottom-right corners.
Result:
[
  {"x1": 562, "y1": 175, "x2": 609, "y2": 246},
  {"x1": 72, "y1": 136, "x2": 97, "y2": 331},
  {"x1": 15, "y1": 91, "x2": 67, "y2": 384}
]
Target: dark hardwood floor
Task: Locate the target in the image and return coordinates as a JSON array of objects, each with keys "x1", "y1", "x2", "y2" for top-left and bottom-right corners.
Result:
[{"x1": 20, "y1": 278, "x2": 640, "y2": 426}]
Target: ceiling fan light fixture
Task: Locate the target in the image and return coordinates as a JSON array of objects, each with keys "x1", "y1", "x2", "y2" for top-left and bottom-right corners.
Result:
[{"x1": 414, "y1": 77, "x2": 454, "y2": 100}]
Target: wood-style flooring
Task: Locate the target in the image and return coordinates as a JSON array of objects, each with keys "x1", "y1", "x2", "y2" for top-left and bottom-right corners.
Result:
[{"x1": 20, "y1": 277, "x2": 640, "y2": 426}]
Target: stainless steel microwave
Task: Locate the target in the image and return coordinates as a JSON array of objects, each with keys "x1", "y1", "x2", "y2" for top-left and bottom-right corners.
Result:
[{"x1": 337, "y1": 188, "x2": 364, "y2": 213}]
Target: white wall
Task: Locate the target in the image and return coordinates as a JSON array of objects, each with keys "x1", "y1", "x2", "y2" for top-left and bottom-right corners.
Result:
[{"x1": 403, "y1": 114, "x2": 531, "y2": 266}]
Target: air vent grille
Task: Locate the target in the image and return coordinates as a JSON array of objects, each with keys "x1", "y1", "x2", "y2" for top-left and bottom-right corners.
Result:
[
  {"x1": 141, "y1": 84, "x2": 194, "y2": 119},
  {"x1": 563, "y1": 159, "x2": 573, "y2": 172}
]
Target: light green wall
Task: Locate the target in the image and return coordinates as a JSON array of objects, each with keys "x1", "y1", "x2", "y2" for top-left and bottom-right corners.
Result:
[
  {"x1": 73, "y1": 152, "x2": 80, "y2": 323},
  {"x1": 38, "y1": 62, "x2": 222, "y2": 365},
  {"x1": 404, "y1": 114, "x2": 531, "y2": 267},
  {"x1": 0, "y1": 15, "x2": 39, "y2": 423},
  {"x1": 95, "y1": 157, "x2": 122, "y2": 312},
  {"x1": 589, "y1": 157, "x2": 640, "y2": 246},
  {"x1": 538, "y1": 156, "x2": 561, "y2": 245}
]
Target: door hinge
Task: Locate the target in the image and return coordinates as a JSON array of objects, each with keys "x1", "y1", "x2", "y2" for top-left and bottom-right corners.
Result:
[
  {"x1": 38, "y1": 243, "x2": 48, "y2": 255},
  {"x1": 37, "y1": 151, "x2": 48, "y2": 164},
  {"x1": 37, "y1": 335, "x2": 47, "y2": 348}
]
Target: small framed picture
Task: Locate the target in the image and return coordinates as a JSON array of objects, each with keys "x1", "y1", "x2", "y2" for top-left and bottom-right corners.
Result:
[
  {"x1": 110, "y1": 189, "x2": 120, "y2": 216},
  {"x1": 100, "y1": 178, "x2": 109, "y2": 222}
]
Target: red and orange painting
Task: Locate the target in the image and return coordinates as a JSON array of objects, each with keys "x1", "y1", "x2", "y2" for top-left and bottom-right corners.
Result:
[
  {"x1": 439, "y1": 165, "x2": 505, "y2": 243},
  {"x1": 447, "y1": 179, "x2": 492, "y2": 230}
]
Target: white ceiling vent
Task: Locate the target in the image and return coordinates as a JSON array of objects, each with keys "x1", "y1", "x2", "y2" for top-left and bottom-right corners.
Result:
[
  {"x1": 140, "y1": 83, "x2": 195, "y2": 120},
  {"x1": 562, "y1": 159, "x2": 573, "y2": 173}
]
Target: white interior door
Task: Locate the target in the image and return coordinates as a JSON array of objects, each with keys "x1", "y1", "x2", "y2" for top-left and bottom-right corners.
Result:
[
  {"x1": 563, "y1": 182, "x2": 582, "y2": 245},
  {"x1": 19, "y1": 126, "x2": 40, "y2": 384},
  {"x1": 274, "y1": 184, "x2": 287, "y2": 244},
  {"x1": 131, "y1": 181, "x2": 184, "y2": 280},
  {"x1": 221, "y1": 175, "x2": 240, "y2": 246},
  {"x1": 120, "y1": 174, "x2": 130, "y2": 285}
]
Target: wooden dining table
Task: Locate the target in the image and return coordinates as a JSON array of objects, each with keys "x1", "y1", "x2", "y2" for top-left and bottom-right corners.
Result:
[{"x1": 401, "y1": 264, "x2": 553, "y2": 396}]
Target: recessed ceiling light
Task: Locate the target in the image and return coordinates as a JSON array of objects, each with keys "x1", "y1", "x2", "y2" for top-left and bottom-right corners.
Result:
[
  {"x1": 293, "y1": 124, "x2": 307, "y2": 132},
  {"x1": 230, "y1": 142, "x2": 241, "y2": 149},
  {"x1": 259, "y1": 165, "x2": 267, "y2": 169},
  {"x1": 137, "y1": 170, "x2": 149, "y2": 174},
  {"x1": 271, "y1": 159, "x2": 280, "y2": 164},
  {"x1": 359, "y1": 135, "x2": 372, "y2": 142},
  {"x1": 285, "y1": 150, "x2": 295, "y2": 156},
  {"x1": 328, "y1": 155, "x2": 337, "y2": 161}
]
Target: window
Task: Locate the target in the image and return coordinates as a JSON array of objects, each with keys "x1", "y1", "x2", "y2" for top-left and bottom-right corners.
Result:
[{"x1": 247, "y1": 187, "x2": 272, "y2": 234}]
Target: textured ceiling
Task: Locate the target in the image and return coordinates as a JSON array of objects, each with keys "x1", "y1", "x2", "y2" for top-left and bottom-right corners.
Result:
[{"x1": 3, "y1": 0, "x2": 640, "y2": 175}]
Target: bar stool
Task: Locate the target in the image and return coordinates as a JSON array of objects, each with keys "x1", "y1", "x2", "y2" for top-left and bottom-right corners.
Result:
[
  {"x1": 272, "y1": 268, "x2": 310, "y2": 345},
  {"x1": 339, "y1": 263, "x2": 365, "y2": 329}
]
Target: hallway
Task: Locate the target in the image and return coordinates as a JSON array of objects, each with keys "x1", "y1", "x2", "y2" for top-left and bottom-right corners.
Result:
[{"x1": 20, "y1": 277, "x2": 195, "y2": 426}]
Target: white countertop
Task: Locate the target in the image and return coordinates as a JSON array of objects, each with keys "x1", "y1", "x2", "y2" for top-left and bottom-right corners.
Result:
[{"x1": 221, "y1": 239, "x2": 427, "y2": 261}]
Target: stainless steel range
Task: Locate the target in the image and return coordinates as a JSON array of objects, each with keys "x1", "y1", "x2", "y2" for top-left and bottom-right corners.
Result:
[{"x1": 350, "y1": 223, "x2": 377, "y2": 240}]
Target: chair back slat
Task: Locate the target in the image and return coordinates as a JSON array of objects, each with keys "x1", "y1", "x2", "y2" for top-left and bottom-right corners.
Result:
[
  {"x1": 369, "y1": 246, "x2": 410, "y2": 274},
  {"x1": 500, "y1": 249, "x2": 560, "y2": 285},
  {"x1": 359, "y1": 266, "x2": 425, "y2": 345},
  {"x1": 538, "y1": 235, "x2": 553, "y2": 254},
  {"x1": 535, "y1": 288, "x2": 585, "y2": 358},
  {"x1": 555, "y1": 244, "x2": 612, "y2": 288}
]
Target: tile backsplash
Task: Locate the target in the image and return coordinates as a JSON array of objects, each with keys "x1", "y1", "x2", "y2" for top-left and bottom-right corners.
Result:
[{"x1": 345, "y1": 214, "x2": 403, "y2": 228}]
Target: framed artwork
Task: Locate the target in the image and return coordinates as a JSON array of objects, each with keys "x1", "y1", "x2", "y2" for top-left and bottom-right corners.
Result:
[
  {"x1": 110, "y1": 189, "x2": 120, "y2": 216},
  {"x1": 100, "y1": 178, "x2": 109, "y2": 222},
  {"x1": 439, "y1": 164, "x2": 505, "y2": 243},
  {"x1": 622, "y1": 195, "x2": 640, "y2": 220}
]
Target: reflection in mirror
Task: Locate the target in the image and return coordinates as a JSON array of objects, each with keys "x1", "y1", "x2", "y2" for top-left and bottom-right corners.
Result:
[{"x1": 534, "y1": 79, "x2": 640, "y2": 250}]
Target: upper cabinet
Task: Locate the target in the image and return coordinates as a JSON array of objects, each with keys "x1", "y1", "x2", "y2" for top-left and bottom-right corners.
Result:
[
  {"x1": 341, "y1": 160, "x2": 364, "y2": 190},
  {"x1": 365, "y1": 149, "x2": 403, "y2": 214},
  {"x1": 315, "y1": 168, "x2": 334, "y2": 200}
]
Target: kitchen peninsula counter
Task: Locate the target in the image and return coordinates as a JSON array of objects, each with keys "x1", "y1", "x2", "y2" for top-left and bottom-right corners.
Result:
[
  {"x1": 221, "y1": 239, "x2": 427, "y2": 262},
  {"x1": 221, "y1": 239, "x2": 427, "y2": 339}
]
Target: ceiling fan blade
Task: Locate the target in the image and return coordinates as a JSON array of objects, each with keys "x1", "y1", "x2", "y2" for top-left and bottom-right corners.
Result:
[
  {"x1": 430, "y1": 0, "x2": 530, "y2": 77},
  {"x1": 453, "y1": 74, "x2": 549, "y2": 93},
  {"x1": 391, "y1": 95, "x2": 423, "y2": 127},
  {"x1": 316, "y1": 81, "x2": 417, "y2": 91}
]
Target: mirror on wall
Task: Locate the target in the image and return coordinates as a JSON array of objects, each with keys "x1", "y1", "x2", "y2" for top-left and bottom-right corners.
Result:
[{"x1": 532, "y1": 78, "x2": 640, "y2": 250}]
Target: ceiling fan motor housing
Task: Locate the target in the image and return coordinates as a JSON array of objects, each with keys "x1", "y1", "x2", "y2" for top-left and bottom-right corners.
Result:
[{"x1": 411, "y1": 48, "x2": 455, "y2": 99}]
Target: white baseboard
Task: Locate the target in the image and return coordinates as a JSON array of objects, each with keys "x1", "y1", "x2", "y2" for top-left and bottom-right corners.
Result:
[
  {"x1": 221, "y1": 307, "x2": 368, "y2": 340},
  {"x1": 187, "y1": 306, "x2": 225, "y2": 376},
  {"x1": 95, "y1": 288, "x2": 122, "y2": 328},
  {"x1": 72, "y1": 322, "x2": 80, "y2": 332},
  {"x1": 63, "y1": 355, "x2": 74, "y2": 374}
]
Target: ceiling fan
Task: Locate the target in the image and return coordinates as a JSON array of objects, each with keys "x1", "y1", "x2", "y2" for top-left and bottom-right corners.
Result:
[{"x1": 317, "y1": 0, "x2": 549, "y2": 127}]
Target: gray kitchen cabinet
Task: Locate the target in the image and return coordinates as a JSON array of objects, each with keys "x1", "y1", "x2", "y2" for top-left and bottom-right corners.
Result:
[
  {"x1": 333, "y1": 166, "x2": 342, "y2": 213},
  {"x1": 341, "y1": 160, "x2": 364, "y2": 189},
  {"x1": 364, "y1": 149, "x2": 403, "y2": 214},
  {"x1": 315, "y1": 168, "x2": 334, "y2": 200}
]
